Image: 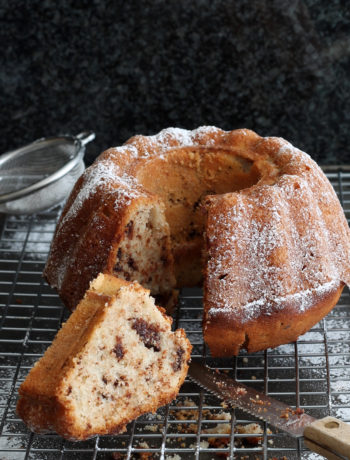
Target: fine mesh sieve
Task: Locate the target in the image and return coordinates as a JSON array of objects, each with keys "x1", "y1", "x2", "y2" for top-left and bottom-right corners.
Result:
[{"x1": 0, "y1": 131, "x2": 95, "y2": 214}]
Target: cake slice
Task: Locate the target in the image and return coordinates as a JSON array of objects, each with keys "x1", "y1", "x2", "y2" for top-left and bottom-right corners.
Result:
[{"x1": 17, "y1": 274, "x2": 192, "y2": 440}]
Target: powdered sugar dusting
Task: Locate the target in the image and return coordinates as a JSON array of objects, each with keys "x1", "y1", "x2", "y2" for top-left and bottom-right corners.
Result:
[
  {"x1": 205, "y1": 144, "x2": 350, "y2": 326},
  {"x1": 52, "y1": 159, "x2": 143, "y2": 291},
  {"x1": 58, "y1": 158, "x2": 122, "y2": 231},
  {"x1": 274, "y1": 139, "x2": 295, "y2": 158},
  {"x1": 208, "y1": 279, "x2": 339, "y2": 323},
  {"x1": 112, "y1": 174, "x2": 142, "y2": 211},
  {"x1": 154, "y1": 127, "x2": 195, "y2": 149},
  {"x1": 141, "y1": 126, "x2": 221, "y2": 158},
  {"x1": 58, "y1": 126, "x2": 221, "y2": 224}
]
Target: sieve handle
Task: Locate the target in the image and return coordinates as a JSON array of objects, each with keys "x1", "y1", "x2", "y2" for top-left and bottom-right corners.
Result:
[{"x1": 76, "y1": 131, "x2": 96, "y2": 146}]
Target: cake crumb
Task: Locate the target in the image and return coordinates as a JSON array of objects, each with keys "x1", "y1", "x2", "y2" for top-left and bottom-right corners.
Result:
[
  {"x1": 236, "y1": 423, "x2": 263, "y2": 445},
  {"x1": 137, "y1": 441, "x2": 150, "y2": 449},
  {"x1": 189, "y1": 440, "x2": 209, "y2": 449},
  {"x1": 144, "y1": 424, "x2": 160, "y2": 432},
  {"x1": 135, "y1": 441, "x2": 153, "y2": 459}
]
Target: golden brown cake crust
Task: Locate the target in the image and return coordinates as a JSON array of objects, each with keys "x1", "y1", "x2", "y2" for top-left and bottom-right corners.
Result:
[
  {"x1": 203, "y1": 132, "x2": 350, "y2": 355},
  {"x1": 44, "y1": 127, "x2": 350, "y2": 356},
  {"x1": 205, "y1": 282, "x2": 344, "y2": 356}
]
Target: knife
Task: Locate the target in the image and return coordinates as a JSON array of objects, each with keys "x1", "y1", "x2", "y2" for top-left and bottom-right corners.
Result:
[{"x1": 188, "y1": 361, "x2": 350, "y2": 460}]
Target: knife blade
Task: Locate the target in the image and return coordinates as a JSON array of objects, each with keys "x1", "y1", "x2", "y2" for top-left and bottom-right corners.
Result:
[{"x1": 188, "y1": 361, "x2": 350, "y2": 459}]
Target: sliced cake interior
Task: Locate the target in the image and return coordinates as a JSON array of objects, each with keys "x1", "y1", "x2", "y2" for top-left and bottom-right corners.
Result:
[
  {"x1": 17, "y1": 274, "x2": 191, "y2": 441},
  {"x1": 112, "y1": 201, "x2": 176, "y2": 300}
]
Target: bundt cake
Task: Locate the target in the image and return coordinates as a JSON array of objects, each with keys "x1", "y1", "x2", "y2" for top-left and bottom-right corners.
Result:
[
  {"x1": 44, "y1": 127, "x2": 350, "y2": 356},
  {"x1": 17, "y1": 273, "x2": 191, "y2": 440}
]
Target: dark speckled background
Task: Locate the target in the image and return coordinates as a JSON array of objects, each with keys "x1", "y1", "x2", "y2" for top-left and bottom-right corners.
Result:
[{"x1": 1, "y1": 0, "x2": 349, "y2": 165}]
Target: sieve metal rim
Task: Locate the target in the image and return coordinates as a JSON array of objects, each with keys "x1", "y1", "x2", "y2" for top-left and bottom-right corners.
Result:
[{"x1": 0, "y1": 131, "x2": 95, "y2": 204}]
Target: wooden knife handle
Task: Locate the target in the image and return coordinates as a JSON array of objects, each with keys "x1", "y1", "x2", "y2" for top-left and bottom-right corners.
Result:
[{"x1": 304, "y1": 416, "x2": 350, "y2": 459}]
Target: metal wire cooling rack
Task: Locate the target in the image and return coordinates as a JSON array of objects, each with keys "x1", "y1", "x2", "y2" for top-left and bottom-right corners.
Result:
[{"x1": 0, "y1": 170, "x2": 350, "y2": 460}]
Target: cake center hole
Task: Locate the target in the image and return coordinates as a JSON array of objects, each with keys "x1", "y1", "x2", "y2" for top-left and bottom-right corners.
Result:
[{"x1": 137, "y1": 147, "x2": 262, "y2": 286}]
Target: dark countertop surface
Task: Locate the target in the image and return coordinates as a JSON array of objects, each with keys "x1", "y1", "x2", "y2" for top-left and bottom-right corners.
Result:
[{"x1": 1, "y1": 0, "x2": 349, "y2": 165}]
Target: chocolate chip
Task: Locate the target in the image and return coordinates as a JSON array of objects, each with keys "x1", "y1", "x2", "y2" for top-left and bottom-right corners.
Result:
[
  {"x1": 188, "y1": 228, "x2": 199, "y2": 239},
  {"x1": 114, "y1": 248, "x2": 123, "y2": 272},
  {"x1": 102, "y1": 376, "x2": 108, "y2": 384},
  {"x1": 161, "y1": 254, "x2": 170, "y2": 267},
  {"x1": 127, "y1": 256, "x2": 137, "y2": 270},
  {"x1": 125, "y1": 220, "x2": 134, "y2": 239},
  {"x1": 112, "y1": 338, "x2": 125, "y2": 360},
  {"x1": 193, "y1": 198, "x2": 201, "y2": 210},
  {"x1": 66, "y1": 385, "x2": 72, "y2": 395},
  {"x1": 132, "y1": 318, "x2": 161, "y2": 352},
  {"x1": 172, "y1": 347, "x2": 185, "y2": 372},
  {"x1": 218, "y1": 274, "x2": 228, "y2": 280}
]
